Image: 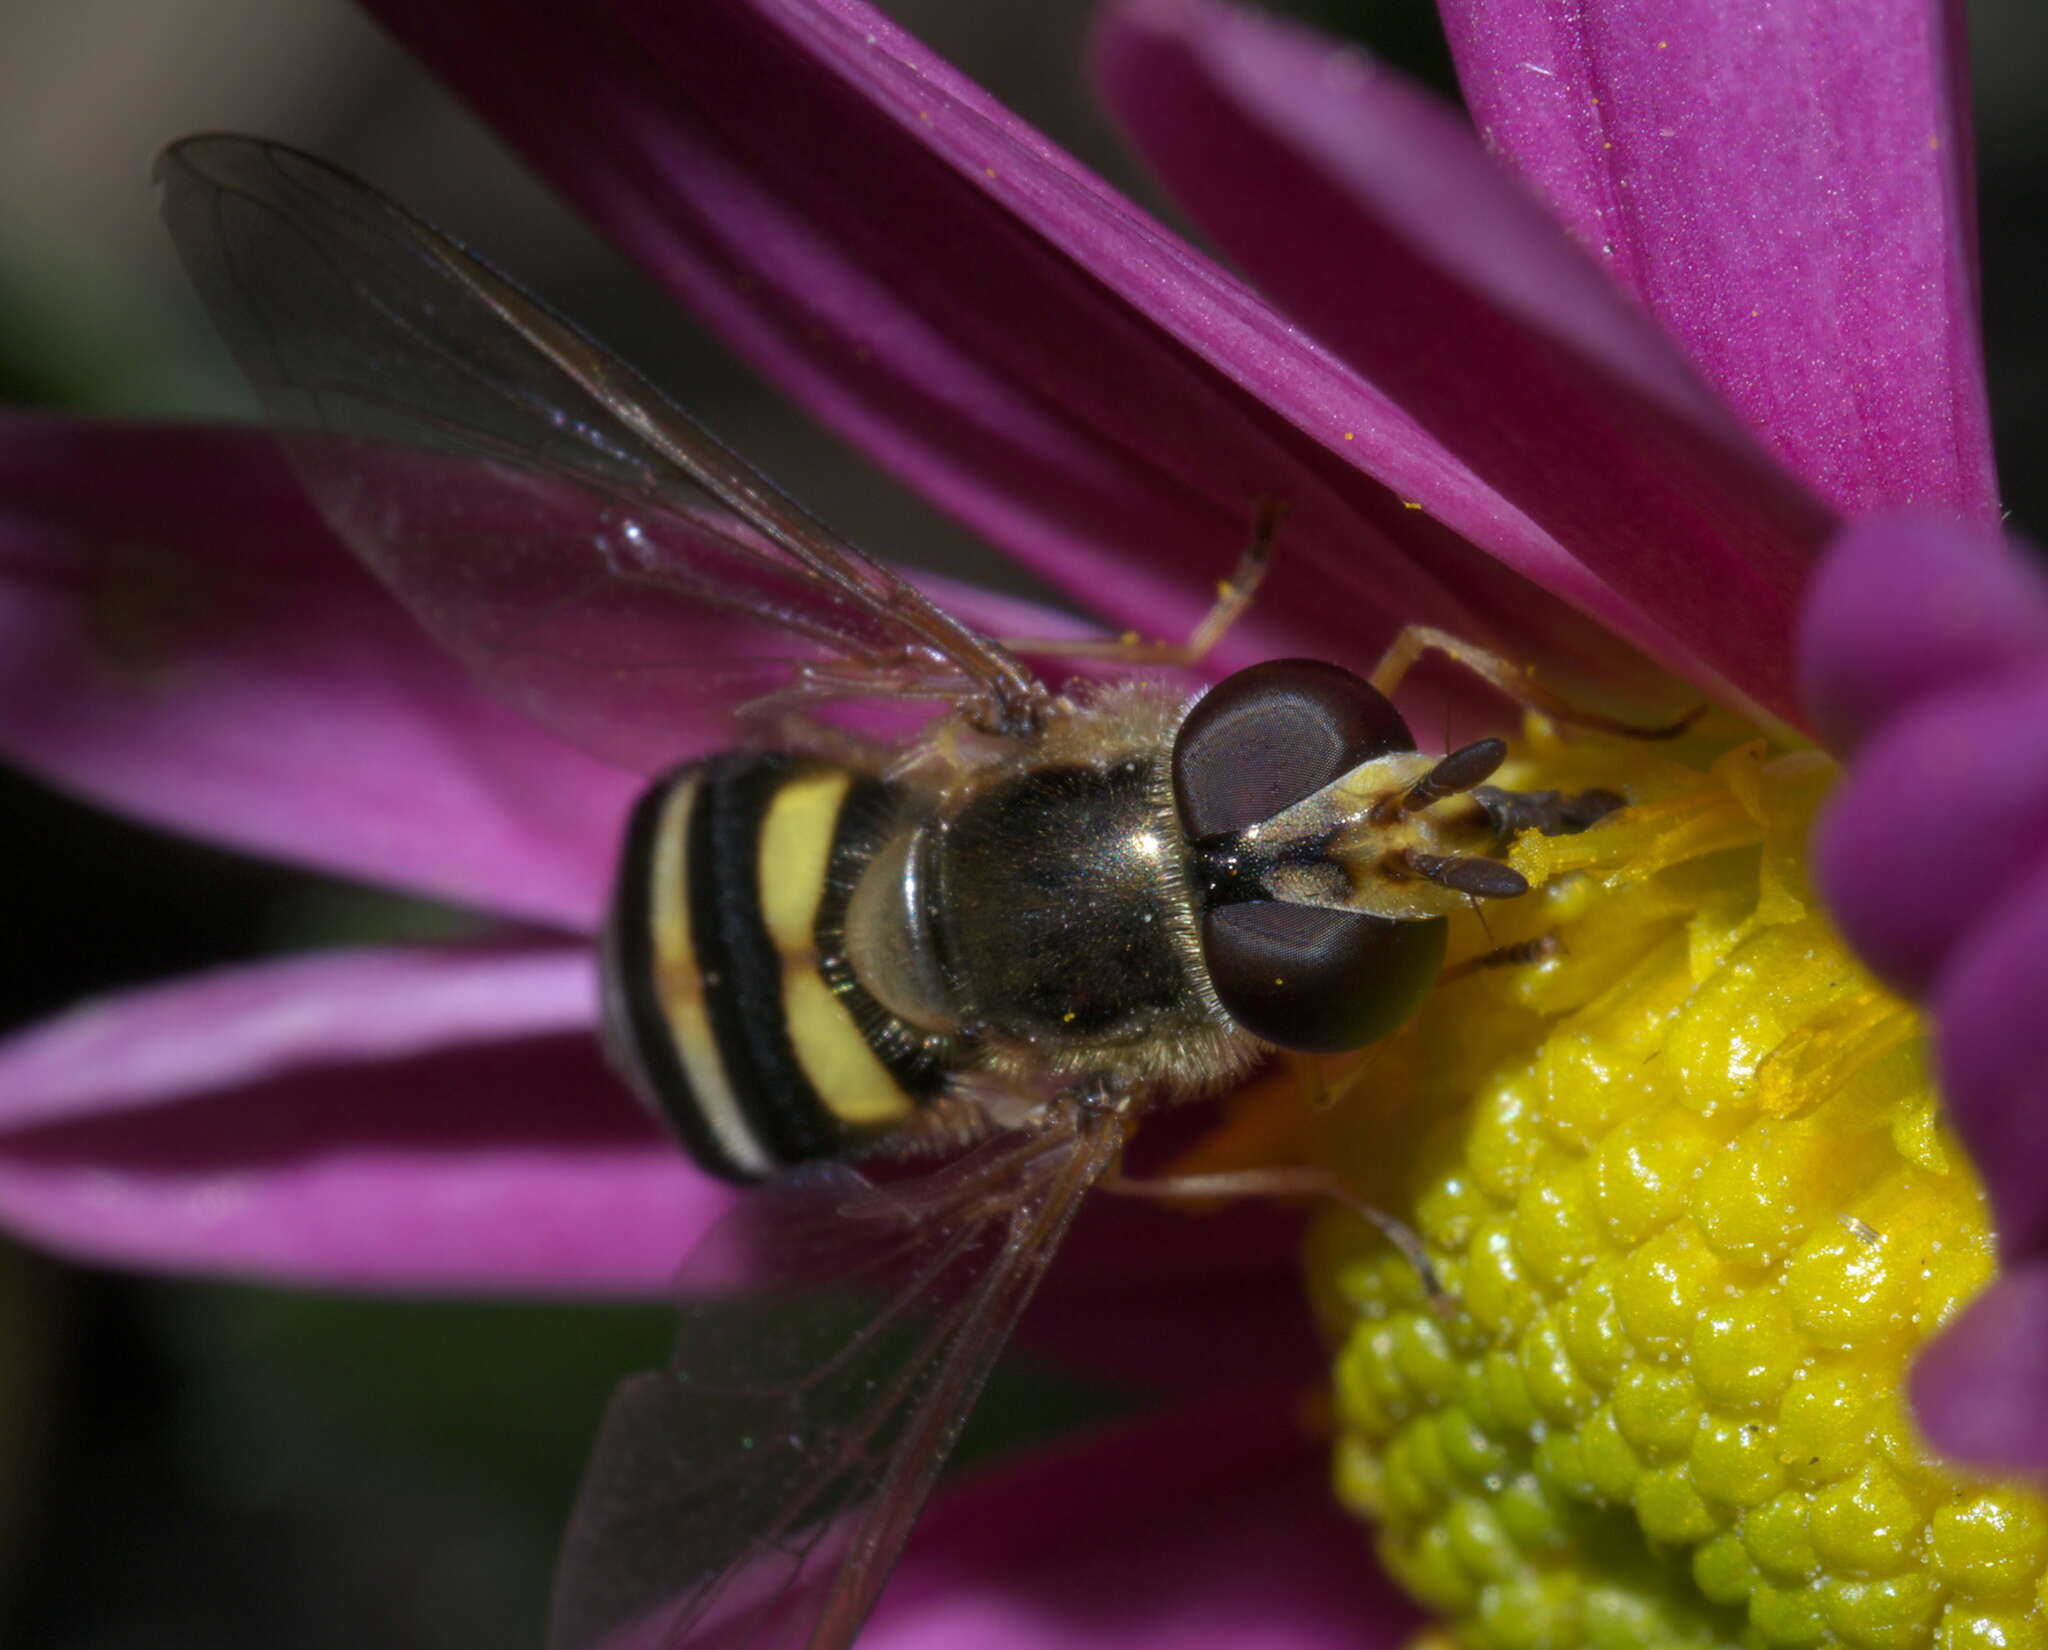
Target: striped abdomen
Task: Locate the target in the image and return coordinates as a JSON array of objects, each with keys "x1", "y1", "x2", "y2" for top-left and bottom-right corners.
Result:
[{"x1": 601, "y1": 752, "x2": 954, "y2": 1182}]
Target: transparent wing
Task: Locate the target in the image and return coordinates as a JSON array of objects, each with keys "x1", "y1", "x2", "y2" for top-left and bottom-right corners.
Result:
[
  {"x1": 549, "y1": 1113, "x2": 1124, "y2": 1650},
  {"x1": 155, "y1": 134, "x2": 1042, "y2": 771}
]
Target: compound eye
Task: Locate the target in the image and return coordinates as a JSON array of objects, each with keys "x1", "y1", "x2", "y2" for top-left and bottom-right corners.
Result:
[
  {"x1": 1172, "y1": 658, "x2": 1414, "y2": 838},
  {"x1": 1203, "y1": 902, "x2": 1446, "y2": 1053}
]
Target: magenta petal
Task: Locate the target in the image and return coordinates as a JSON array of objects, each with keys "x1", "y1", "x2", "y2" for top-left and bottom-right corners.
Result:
[
  {"x1": 0, "y1": 413, "x2": 638, "y2": 930},
  {"x1": 867, "y1": 1389, "x2": 1417, "y2": 1650},
  {"x1": 1912, "y1": 1266, "x2": 2048, "y2": 1473},
  {"x1": 0, "y1": 946, "x2": 732, "y2": 1291},
  {"x1": 357, "y1": 0, "x2": 1691, "y2": 718},
  {"x1": 1815, "y1": 669, "x2": 2048, "y2": 997},
  {"x1": 1024, "y1": 1192, "x2": 1319, "y2": 1387},
  {"x1": 0, "y1": 945, "x2": 593, "y2": 1131},
  {"x1": 1931, "y1": 855, "x2": 2048, "y2": 1260},
  {"x1": 1797, "y1": 512, "x2": 2048, "y2": 757},
  {"x1": 1442, "y1": 0, "x2": 1994, "y2": 524},
  {"x1": 1095, "y1": 0, "x2": 1830, "y2": 727}
]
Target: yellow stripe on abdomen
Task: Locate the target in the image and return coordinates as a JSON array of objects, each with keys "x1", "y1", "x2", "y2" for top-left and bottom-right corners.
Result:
[
  {"x1": 756, "y1": 767, "x2": 916, "y2": 1131},
  {"x1": 649, "y1": 776, "x2": 771, "y2": 1179}
]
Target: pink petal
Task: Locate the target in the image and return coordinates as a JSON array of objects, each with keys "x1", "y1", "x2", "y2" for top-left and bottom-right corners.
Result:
[
  {"x1": 0, "y1": 945, "x2": 734, "y2": 1292},
  {"x1": 1022, "y1": 1186, "x2": 1322, "y2": 1387},
  {"x1": 1814, "y1": 668, "x2": 2048, "y2": 997},
  {"x1": 0, "y1": 416, "x2": 1124, "y2": 921},
  {"x1": 1095, "y1": 0, "x2": 1831, "y2": 728},
  {"x1": 1442, "y1": 0, "x2": 1995, "y2": 524},
  {"x1": 0, "y1": 945, "x2": 595, "y2": 1133},
  {"x1": 0, "y1": 940, "x2": 1323, "y2": 1367},
  {"x1": 1912, "y1": 1265, "x2": 2048, "y2": 1473},
  {"x1": 0, "y1": 412, "x2": 636, "y2": 930},
  {"x1": 1797, "y1": 512, "x2": 2048, "y2": 757},
  {"x1": 357, "y1": 0, "x2": 1691, "y2": 720},
  {"x1": 1931, "y1": 854, "x2": 2048, "y2": 1260},
  {"x1": 868, "y1": 1389, "x2": 1416, "y2": 1650}
]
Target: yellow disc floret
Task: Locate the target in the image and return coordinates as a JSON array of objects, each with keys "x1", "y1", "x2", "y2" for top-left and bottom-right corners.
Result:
[{"x1": 1306, "y1": 722, "x2": 2041, "y2": 1650}]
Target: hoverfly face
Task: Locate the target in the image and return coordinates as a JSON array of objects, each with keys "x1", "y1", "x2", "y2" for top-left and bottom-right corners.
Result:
[
  {"x1": 160, "y1": 133, "x2": 1654, "y2": 1650},
  {"x1": 1170, "y1": 659, "x2": 1448, "y2": 1053}
]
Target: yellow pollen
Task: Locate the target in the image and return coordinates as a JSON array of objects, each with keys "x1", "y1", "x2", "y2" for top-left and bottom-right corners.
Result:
[{"x1": 1301, "y1": 722, "x2": 2037, "y2": 1650}]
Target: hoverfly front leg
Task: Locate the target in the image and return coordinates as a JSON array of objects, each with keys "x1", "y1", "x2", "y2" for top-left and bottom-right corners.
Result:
[
  {"x1": 998, "y1": 500, "x2": 1283, "y2": 670},
  {"x1": 1469, "y1": 784, "x2": 1626, "y2": 839},
  {"x1": 1437, "y1": 930, "x2": 1564, "y2": 984},
  {"x1": 1368, "y1": 624, "x2": 1704, "y2": 741},
  {"x1": 1356, "y1": 637, "x2": 1666, "y2": 888}
]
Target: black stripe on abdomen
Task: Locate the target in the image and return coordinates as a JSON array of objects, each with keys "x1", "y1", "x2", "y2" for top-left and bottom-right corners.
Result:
[{"x1": 689, "y1": 753, "x2": 843, "y2": 1169}]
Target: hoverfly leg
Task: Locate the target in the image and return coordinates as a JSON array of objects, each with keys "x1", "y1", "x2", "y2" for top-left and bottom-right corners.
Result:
[
  {"x1": 1102, "y1": 1161, "x2": 1452, "y2": 1315},
  {"x1": 1367, "y1": 624, "x2": 1703, "y2": 740},
  {"x1": 1470, "y1": 784, "x2": 1627, "y2": 840},
  {"x1": 1176, "y1": 496, "x2": 1283, "y2": 666},
  {"x1": 1288, "y1": 1050, "x2": 1331, "y2": 1113},
  {"x1": 998, "y1": 499, "x2": 1284, "y2": 670},
  {"x1": 1438, "y1": 930, "x2": 1563, "y2": 984}
]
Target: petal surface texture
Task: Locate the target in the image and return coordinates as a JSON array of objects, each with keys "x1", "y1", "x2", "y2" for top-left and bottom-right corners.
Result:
[
  {"x1": 1441, "y1": 0, "x2": 1995, "y2": 524},
  {"x1": 358, "y1": 0, "x2": 1707, "y2": 723},
  {"x1": 1095, "y1": 0, "x2": 1829, "y2": 725},
  {"x1": 0, "y1": 942, "x2": 1323, "y2": 1373},
  {"x1": 0, "y1": 414, "x2": 635, "y2": 930},
  {"x1": 0, "y1": 945, "x2": 735, "y2": 1291},
  {"x1": 868, "y1": 1390, "x2": 1421, "y2": 1650}
]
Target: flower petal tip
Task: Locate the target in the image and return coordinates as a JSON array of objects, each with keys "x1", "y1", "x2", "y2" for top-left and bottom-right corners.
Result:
[
  {"x1": 1812, "y1": 667, "x2": 2048, "y2": 998},
  {"x1": 1913, "y1": 1267, "x2": 2048, "y2": 1474},
  {"x1": 1931, "y1": 853, "x2": 2048, "y2": 1260},
  {"x1": 1798, "y1": 512, "x2": 2048, "y2": 758}
]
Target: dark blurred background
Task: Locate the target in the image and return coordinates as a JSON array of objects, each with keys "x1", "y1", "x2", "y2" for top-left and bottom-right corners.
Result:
[{"x1": 0, "y1": 1, "x2": 2041, "y2": 1644}]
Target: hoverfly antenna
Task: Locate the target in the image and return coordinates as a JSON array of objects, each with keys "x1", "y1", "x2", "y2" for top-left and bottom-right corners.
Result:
[
  {"x1": 1406, "y1": 852, "x2": 1530, "y2": 901},
  {"x1": 1395, "y1": 737, "x2": 1509, "y2": 816}
]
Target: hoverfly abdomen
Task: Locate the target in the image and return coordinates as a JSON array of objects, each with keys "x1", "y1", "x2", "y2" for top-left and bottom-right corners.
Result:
[{"x1": 602, "y1": 752, "x2": 956, "y2": 1183}]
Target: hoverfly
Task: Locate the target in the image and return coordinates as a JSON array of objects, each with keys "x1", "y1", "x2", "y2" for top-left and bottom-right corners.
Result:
[{"x1": 158, "y1": 135, "x2": 1664, "y2": 1650}]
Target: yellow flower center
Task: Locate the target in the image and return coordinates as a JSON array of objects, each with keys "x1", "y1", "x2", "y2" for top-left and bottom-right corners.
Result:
[{"x1": 1303, "y1": 722, "x2": 2044, "y2": 1650}]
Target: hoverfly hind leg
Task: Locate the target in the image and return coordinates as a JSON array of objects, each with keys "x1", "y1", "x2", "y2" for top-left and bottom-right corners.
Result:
[{"x1": 1102, "y1": 1160, "x2": 1452, "y2": 1316}]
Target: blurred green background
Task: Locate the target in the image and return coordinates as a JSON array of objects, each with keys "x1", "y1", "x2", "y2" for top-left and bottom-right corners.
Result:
[{"x1": 0, "y1": 0, "x2": 2042, "y2": 1644}]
